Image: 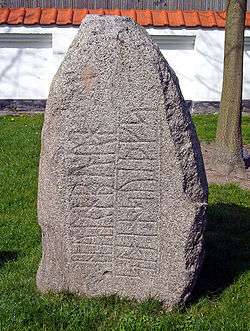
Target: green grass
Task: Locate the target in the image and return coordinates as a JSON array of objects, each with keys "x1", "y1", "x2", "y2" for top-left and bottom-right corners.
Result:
[
  {"x1": 0, "y1": 114, "x2": 249, "y2": 331},
  {"x1": 192, "y1": 114, "x2": 250, "y2": 144}
]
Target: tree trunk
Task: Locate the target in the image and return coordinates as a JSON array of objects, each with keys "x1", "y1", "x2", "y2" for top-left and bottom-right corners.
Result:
[{"x1": 214, "y1": 0, "x2": 247, "y2": 174}]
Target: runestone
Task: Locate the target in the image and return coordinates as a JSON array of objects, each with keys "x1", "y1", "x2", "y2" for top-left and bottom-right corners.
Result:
[{"x1": 37, "y1": 15, "x2": 208, "y2": 308}]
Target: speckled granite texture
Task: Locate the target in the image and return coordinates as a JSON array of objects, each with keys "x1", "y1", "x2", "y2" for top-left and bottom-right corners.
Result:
[{"x1": 37, "y1": 15, "x2": 208, "y2": 309}]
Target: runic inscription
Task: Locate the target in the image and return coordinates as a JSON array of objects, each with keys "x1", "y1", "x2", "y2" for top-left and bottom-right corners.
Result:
[
  {"x1": 67, "y1": 107, "x2": 160, "y2": 278},
  {"x1": 37, "y1": 15, "x2": 208, "y2": 308}
]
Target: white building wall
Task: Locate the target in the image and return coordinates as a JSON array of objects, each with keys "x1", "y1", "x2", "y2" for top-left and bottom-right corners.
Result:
[{"x1": 0, "y1": 25, "x2": 250, "y2": 101}]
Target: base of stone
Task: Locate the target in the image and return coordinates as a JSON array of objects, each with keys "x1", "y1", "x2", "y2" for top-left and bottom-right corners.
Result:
[{"x1": 1, "y1": 99, "x2": 250, "y2": 115}]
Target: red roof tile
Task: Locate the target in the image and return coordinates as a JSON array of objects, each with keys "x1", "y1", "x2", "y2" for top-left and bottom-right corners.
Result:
[
  {"x1": 57, "y1": 8, "x2": 73, "y2": 25},
  {"x1": 151, "y1": 10, "x2": 168, "y2": 26},
  {"x1": 7, "y1": 8, "x2": 25, "y2": 24},
  {"x1": 167, "y1": 10, "x2": 184, "y2": 27},
  {"x1": 0, "y1": 8, "x2": 250, "y2": 28},
  {"x1": 120, "y1": 9, "x2": 137, "y2": 21},
  {"x1": 72, "y1": 9, "x2": 88, "y2": 25},
  {"x1": 136, "y1": 10, "x2": 152, "y2": 26},
  {"x1": 214, "y1": 11, "x2": 226, "y2": 28},
  {"x1": 40, "y1": 8, "x2": 57, "y2": 25},
  {"x1": 246, "y1": 12, "x2": 250, "y2": 26},
  {"x1": 0, "y1": 8, "x2": 9, "y2": 24},
  {"x1": 24, "y1": 8, "x2": 41, "y2": 25},
  {"x1": 183, "y1": 11, "x2": 200, "y2": 27},
  {"x1": 104, "y1": 9, "x2": 121, "y2": 16},
  {"x1": 88, "y1": 9, "x2": 105, "y2": 15},
  {"x1": 198, "y1": 10, "x2": 217, "y2": 27}
]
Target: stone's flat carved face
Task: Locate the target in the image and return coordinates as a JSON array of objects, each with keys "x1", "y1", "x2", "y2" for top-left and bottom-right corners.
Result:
[{"x1": 37, "y1": 14, "x2": 208, "y2": 309}]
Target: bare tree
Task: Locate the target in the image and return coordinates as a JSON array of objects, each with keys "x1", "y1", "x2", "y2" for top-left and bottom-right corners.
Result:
[{"x1": 214, "y1": 0, "x2": 247, "y2": 174}]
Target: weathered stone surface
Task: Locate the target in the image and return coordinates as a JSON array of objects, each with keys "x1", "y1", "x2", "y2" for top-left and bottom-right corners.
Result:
[{"x1": 37, "y1": 15, "x2": 208, "y2": 308}]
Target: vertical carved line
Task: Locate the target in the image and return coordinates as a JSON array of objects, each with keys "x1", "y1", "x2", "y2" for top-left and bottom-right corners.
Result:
[
  {"x1": 112, "y1": 43, "x2": 121, "y2": 279},
  {"x1": 156, "y1": 102, "x2": 162, "y2": 281}
]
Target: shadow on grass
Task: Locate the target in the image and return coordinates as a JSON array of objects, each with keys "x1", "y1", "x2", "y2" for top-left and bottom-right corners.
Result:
[
  {"x1": 192, "y1": 203, "x2": 250, "y2": 302},
  {"x1": 0, "y1": 250, "x2": 19, "y2": 268}
]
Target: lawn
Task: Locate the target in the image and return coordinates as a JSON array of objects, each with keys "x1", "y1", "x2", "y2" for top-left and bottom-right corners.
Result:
[
  {"x1": 0, "y1": 114, "x2": 249, "y2": 331},
  {"x1": 193, "y1": 114, "x2": 250, "y2": 144}
]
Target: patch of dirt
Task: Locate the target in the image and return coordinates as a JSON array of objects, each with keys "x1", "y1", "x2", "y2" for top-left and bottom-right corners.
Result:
[{"x1": 201, "y1": 143, "x2": 250, "y2": 190}]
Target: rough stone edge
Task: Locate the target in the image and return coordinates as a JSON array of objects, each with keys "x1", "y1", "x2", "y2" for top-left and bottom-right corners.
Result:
[{"x1": 156, "y1": 49, "x2": 208, "y2": 305}]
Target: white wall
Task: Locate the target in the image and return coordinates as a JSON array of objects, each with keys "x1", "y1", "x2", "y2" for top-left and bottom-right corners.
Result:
[{"x1": 0, "y1": 25, "x2": 250, "y2": 101}]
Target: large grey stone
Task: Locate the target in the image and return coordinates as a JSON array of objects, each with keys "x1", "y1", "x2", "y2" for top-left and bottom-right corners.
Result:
[{"x1": 37, "y1": 14, "x2": 208, "y2": 308}]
